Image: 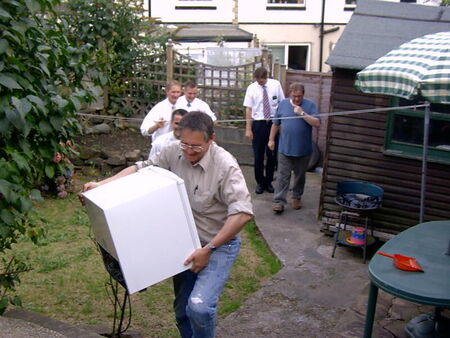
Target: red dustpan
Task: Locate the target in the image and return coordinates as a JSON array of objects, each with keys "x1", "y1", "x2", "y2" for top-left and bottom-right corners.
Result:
[{"x1": 377, "y1": 251, "x2": 424, "y2": 272}]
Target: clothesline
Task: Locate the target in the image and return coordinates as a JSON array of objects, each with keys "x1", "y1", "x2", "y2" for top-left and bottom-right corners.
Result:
[{"x1": 76, "y1": 103, "x2": 429, "y2": 124}]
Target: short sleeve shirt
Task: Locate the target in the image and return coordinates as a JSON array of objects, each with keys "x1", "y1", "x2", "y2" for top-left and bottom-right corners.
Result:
[
  {"x1": 274, "y1": 98, "x2": 320, "y2": 157},
  {"x1": 176, "y1": 96, "x2": 217, "y2": 122},
  {"x1": 148, "y1": 131, "x2": 177, "y2": 161},
  {"x1": 136, "y1": 142, "x2": 254, "y2": 244},
  {"x1": 243, "y1": 78, "x2": 285, "y2": 119},
  {"x1": 140, "y1": 98, "x2": 175, "y2": 141}
]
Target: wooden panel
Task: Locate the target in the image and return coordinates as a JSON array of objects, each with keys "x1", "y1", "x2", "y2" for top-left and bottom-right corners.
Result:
[
  {"x1": 320, "y1": 68, "x2": 450, "y2": 234},
  {"x1": 331, "y1": 124, "x2": 386, "y2": 138}
]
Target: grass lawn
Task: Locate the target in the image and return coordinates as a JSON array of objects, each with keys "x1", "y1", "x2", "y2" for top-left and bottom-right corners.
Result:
[{"x1": 8, "y1": 193, "x2": 281, "y2": 337}]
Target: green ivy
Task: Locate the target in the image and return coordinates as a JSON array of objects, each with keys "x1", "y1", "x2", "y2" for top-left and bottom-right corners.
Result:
[{"x1": 0, "y1": 0, "x2": 98, "y2": 314}]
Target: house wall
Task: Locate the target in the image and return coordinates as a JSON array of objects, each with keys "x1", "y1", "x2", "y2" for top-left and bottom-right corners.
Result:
[
  {"x1": 239, "y1": 24, "x2": 344, "y2": 72},
  {"x1": 148, "y1": 0, "x2": 355, "y2": 24},
  {"x1": 320, "y1": 68, "x2": 450, "y2": 235},
  {"x1": 147, "y1": 0, "x2": 354, "y2": 72},
  {"x1": 149, "y1": 0, "x2": 235, "y2": 23},
  {"x1": 237, "y1": 1, "x2": 354, "y2": 23}
]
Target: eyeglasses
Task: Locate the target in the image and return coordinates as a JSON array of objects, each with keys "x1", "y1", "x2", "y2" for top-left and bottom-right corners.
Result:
[{"x1": 179, "y1": 142, "x2": 204, "y2": 153}]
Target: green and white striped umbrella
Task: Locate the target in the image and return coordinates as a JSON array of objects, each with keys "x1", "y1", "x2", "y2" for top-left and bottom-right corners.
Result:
[{"x1": 355, "y1": 31, "x2": 450, "y2": 104}]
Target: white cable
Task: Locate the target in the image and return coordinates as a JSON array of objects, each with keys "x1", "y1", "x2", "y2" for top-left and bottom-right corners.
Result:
[{"x1": 76, "y1": 103, "x2": 429, "y2": 124}]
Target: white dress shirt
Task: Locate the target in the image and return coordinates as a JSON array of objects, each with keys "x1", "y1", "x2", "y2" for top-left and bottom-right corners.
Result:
[
  {"x1": 148, "y1": 131, "x2": 177, "y2": 161},
  {"x1": 243, "y1": 78, "x2": 285, "y2": 120},
  {"x1": 176, "y1": 96, "x2": 217, "y2": 122},
  {"x1": 140, "y1": 98, "x2": 175, "y2": 142}
]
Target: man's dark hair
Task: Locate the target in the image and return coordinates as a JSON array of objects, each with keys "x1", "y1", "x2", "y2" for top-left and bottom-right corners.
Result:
[
  {"x1": 183, "y1": 80, "x2": 198, "y2": 89},
  {"x1": 179, "y1": 111, "x2": 214, "y2": 141},
  {"x1": 254, "y1": 67, "x2": 268, "y2": 79},
  {"x1": 172, "y1": 108, "x2": 188, "y2": 121}
]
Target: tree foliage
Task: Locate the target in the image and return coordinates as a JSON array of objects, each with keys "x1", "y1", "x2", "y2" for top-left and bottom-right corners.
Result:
[
  {"x1": 0, "y1": 0, "x2": 98, "y2": 314},
  {"x1": 59, "y1": 0, "x2": 172, "y2": 115}
]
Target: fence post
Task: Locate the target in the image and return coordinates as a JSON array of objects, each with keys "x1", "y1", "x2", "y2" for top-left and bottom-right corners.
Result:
[
  {"x1": 268, "y1": 52, "x2": 273, "y2": 76},
  {"x1": 280, "y1": 64, "x2": 287, "y2": 92},
  {"x1": 253, "y1": 34, "x2": 260, "y2": 48},
  {"x1": 261, "y1": 46, "x2": 269, "y2": 70},
  {"x1": 273, "y1": 57, "x2": 280, "y2": 81},
  {"x1": 166, "y1": 39, "x2": 174, "y2": 81}
]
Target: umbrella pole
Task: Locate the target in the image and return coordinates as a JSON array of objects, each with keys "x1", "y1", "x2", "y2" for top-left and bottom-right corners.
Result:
[{"x1": 419, "y1": 103, "x2": 430, "y2": 223}]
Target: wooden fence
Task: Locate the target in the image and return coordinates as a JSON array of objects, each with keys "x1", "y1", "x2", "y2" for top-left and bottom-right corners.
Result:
[{"x1": 118, "y1": 40, "x2": 280, "y2": 124}]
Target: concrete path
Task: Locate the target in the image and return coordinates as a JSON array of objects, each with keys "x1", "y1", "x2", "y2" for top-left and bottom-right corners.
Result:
[{"x1": 217, "y1": 167, "x2": 433, "y2": 338}]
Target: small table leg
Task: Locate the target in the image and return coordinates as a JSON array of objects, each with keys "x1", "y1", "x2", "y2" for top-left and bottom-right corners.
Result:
[{"x1": 363, "y1": 282, "x2": 379, "y2": 338}]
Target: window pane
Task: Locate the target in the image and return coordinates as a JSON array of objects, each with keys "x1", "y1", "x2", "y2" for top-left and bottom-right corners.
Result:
[
  {"x1": 267, "y1": 46, "x2": 285, "y2": 64},
  {"x1": 392, "y1": 114, "x2": 450, "y2": 150},
  {"x1": 267, "y1": 0, "x2": 304, "y2": 4},
  {"x1": 392, "y1": 114, "x2": 423, "y2": 145},
  {"x1": 288, "y1": 45, "x2": 308, "y2": 70}
]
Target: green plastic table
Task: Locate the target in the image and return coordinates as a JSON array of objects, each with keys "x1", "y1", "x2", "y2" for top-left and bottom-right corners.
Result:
[{"x1": 363, "y1": 220, "x2": 450, "y2": 338}]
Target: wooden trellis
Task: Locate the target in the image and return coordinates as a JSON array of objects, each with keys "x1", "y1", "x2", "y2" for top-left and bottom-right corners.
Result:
[
  {"x1": 117, "y1": 41, "x2": 273, "y2": 123},
  {"x1": 119, "y1": 51, "x2": 168, "y2": 118},
  {"x1": 173, "y1": 51, "x2": 262, "y2": 122}
]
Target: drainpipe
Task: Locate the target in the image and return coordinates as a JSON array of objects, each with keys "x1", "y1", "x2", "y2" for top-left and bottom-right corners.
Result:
[
  {"x1": 320, "y1": 0, "x2": 326, "y2": 72},
  {"x1": 319, "y1": 0, "x2": 339, "y2": 72}
]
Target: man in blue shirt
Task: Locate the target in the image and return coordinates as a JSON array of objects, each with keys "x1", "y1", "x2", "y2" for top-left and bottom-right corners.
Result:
[{"x1": 268, "y1": 83, "x2": 321, "y2": 213}]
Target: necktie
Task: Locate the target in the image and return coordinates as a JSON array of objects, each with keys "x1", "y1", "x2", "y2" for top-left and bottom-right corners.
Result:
[
  {"x1": 187, "y1": 102, "x2": 191, "y2": 107},
  {"x1": 262, "y1": 86, "x2": 271, "y2": 119}
]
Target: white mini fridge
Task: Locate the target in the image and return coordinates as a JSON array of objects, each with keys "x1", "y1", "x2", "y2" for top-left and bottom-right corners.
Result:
[{"x1": 82, "y1": 166, "x2": 201, "y2": 294}]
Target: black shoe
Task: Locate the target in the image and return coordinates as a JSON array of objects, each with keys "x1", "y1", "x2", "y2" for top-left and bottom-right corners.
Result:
[
  {"x1": 266, "y1": 183, "x2": 274, "y2": 193},
  {"x1": 255, "y1": 184, "x2": 264, "y2": 194}
]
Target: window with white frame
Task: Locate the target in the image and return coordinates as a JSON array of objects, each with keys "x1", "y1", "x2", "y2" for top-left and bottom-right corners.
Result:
[
  {"x1": 267, "y1": 44, "x2": 310, "y2": 71},
  {"x1": 267, "y1": 0, "x2": 305, "y2": 3},
  {"x1": 176, "y1": 0, "x2": 217, "y2": 9},
  {"x1": 267, "y1": 0, "x2": 306, "y2": 9}
]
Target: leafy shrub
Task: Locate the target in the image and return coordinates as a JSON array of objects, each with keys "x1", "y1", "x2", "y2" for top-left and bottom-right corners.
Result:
[{"x1": 0, "y1": 0, "x2": 98, "y2": 314}]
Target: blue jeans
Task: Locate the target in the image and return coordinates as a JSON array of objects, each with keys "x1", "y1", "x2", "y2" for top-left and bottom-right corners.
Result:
[{"x1": 173, "y1": 237, "x2": 241, "y2": 338}]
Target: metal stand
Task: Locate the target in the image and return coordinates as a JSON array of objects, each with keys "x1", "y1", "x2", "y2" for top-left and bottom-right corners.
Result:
[
  {"x1": 331, "y1": 210, "x2": 375, "y2": 263},
  {"x1": 103, "y1": 277, "x2": 131, "y2": 337},
  {"x1": 97, "y1": 243, "x2": 132, "y2": 337}
]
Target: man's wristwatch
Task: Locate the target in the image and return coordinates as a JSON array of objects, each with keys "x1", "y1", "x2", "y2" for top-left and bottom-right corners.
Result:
[{"x1": 205, "y1": 242, "x2": 216, "y2": 251}]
